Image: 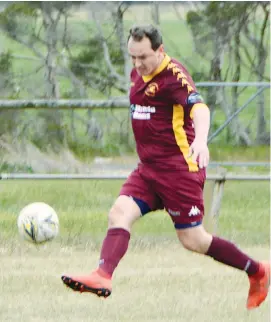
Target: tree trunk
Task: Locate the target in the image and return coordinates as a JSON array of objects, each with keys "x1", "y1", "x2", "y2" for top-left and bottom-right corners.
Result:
[
  {"x1": 113, "y1": 3, "x2": 131, "y2": 94},
  {"x1": 206, "y1": 31, "x2": 224, "y2": 137},
  {"x1": 41, "y1": 2, "x2": 64, "y2": 147},
  {"x1": 256, "y1": 50, "x2": 267, "y2": 144},
  {"x1": 230, "y1": 28, "x2": 251, "y2": 146},
  {"x1": 151, "y1": 2, "x2": 160, "y2": 26},
  {"x1": 256, "y1": 24, "x2": 268, "y2": 144}
]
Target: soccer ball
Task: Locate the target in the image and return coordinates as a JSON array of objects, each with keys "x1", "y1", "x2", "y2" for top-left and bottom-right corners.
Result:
[{"x1": 17, "y1": 202, "x2": 59, "y2": 244}]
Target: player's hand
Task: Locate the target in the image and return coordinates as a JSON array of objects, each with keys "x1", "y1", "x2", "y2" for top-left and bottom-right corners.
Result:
[{"x1": 188, "y1": 139, "x2": 209, "y2": 169}]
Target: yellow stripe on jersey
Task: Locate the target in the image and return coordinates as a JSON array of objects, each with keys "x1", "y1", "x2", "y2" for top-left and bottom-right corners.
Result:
[
  {"x1": 172, "y1": 104, "x2": 198, "y2": 172},
  {"x1": 190, "y1": 103, "x2": 209, "y2": 119}
]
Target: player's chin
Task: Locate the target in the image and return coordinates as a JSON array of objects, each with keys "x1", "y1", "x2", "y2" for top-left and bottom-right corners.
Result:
[{"x1": 136, "y1": 69, "x2": 147, "y2": 76}]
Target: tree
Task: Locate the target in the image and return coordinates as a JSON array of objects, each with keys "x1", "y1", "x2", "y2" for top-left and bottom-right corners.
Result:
[
  {"x1": 186, "y1": 1, "x2": 270, "y2": 145},
  {"x1": 0, "y1": 2, "x2": 99, "y2": 148},
  {"x1": 0, "y1": 51, "x2": 22, "y2": 138},
  {"x1": 0, "y1": 1, "x2": 134, "y2": 153},
  {"x1": 242, "y1": 3, "x2": 270, "y2": 144},
  {"x1": 0, "y1": 2, "x2": 66, "y2": 147}
]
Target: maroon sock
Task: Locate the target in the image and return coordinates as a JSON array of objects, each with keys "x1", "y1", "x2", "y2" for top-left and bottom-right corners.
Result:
[
  {"x1": 206, "y1": 236, "x2": 261, "y2": 276},
  {"x1": 98, "y1": 228, "x2": 130, "y2": 278}
]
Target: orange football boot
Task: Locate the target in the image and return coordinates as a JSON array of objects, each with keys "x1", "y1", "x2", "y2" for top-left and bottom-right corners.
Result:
[
  {"x1": 61, "y1": 268, "x2": 112, "y2": 298},
  {"x1": 247, "y1": 261, "x2": 270, "y2": 309}
]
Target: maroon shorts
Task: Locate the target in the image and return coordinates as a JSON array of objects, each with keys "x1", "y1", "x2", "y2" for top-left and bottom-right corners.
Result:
[{"x1": 120, "y1": 163, "x2": 206, "y2": 229}]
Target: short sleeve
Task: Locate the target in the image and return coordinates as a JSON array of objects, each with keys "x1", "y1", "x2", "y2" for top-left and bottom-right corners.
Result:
[
  {"x1": 165, "y1": 61, "x2": 205, "y2": 110},
  {"x1": 169, "y1": 79, "x2": 207, "y2": 119},
  {"x1": 170, "y1": 80, "x2": 196, "y2": 107}
]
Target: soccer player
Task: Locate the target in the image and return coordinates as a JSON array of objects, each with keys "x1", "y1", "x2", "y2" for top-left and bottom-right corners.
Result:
[{"x1": 61, "y1": 25, "x2": 270, "y2": 309}]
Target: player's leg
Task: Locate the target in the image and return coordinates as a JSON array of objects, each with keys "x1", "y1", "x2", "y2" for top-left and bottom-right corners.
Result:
[
  {"x1": 159, "y1": 169, "x2": 270, "y2": 309},
  {"x1": 62, "y1": 195, "x2": 141, "y2": 297},
  {"x1": 176, "y1": 225, "x2": 270, "y2": 309},
  {"x1": 97, "y1": 165, "x2": 161, "y2": 281},
  {"x1": 61, "y1": 166, "x2": 158, "y2": 297},
  {"x1": 95, "y1": 195, "x2": 143, "y2": 280}
]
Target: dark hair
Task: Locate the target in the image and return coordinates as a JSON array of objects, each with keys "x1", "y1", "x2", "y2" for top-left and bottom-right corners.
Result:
[{"x1": 128, "y1": 24, "x2": 163, "y2": 51}]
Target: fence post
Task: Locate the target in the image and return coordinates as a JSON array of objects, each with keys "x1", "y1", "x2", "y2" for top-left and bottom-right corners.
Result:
[{"x1": 204, "y1": 168, "x2": 227, "y2": 233}]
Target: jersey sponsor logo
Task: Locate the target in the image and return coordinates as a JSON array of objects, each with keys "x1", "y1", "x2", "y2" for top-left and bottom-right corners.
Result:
[
  {"x1": 145, "y1": 82, "x2": 159, "y2": 97},
  {"x1": 130, "y1": 104, "x2": 156, "y2": 120},
  {"x1": 187, "y1": 92, "x2": 204, "y2": 105},
  {"x1": 188, "y1": 206, "x2": 200, "y2": 217}
]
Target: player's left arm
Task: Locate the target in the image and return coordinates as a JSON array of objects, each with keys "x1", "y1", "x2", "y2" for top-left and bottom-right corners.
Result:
[
  {"x1": 170, "y1": 80, "x2": 210, "y2": 168},
  {"x1": 188, "y1": 104, "x2": 210, "y2": 169}
]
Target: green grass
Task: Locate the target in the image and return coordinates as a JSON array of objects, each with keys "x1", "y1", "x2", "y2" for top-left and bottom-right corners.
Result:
[
  {"x1": 209, "y1": 145, "x2": 270, "y2": 161},
  {"x1": 0, "y1": 178, "x2": 269, "y2": 321},
  {"x1": 0, "y1": 177, "x2": 270, "y2": 322},
  {"x1": 0, "y1": 179, "x2": 269, "y2": 246},
  {"x1": 0, "y1": 244, "x2": 269, "y2": 322}
]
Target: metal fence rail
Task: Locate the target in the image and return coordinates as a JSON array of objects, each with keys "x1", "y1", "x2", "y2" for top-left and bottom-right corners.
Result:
[
  {"x1": 0, "y1": 82, "x2": 269, "y2": 110},
  {"x1": 208, "y1": 162, "x2": 270, "y2": 168},
  {"x1": 0, "y1": 173, "x2": 269, "y2": 181},
  {"x1": 0, "y1": 82, "x2": 269, "y2": 143}
]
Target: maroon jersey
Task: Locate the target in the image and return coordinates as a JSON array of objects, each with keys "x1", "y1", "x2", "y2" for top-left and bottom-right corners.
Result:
[{"x1": 130, "y1": 54, "x2": 207, "y2": 172}]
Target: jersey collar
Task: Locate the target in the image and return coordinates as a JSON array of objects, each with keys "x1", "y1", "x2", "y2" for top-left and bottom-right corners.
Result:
[{"x1": 142, "y1": 54, "x2": 171, "y2": 83}]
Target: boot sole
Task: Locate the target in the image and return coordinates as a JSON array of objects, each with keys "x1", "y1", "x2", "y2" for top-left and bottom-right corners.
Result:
[{"x1": 61, "y1": 275, "x2": 111, "y2": 298}]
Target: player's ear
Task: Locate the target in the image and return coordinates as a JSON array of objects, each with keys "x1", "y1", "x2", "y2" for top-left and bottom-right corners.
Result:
[{"x1": 158, "y1": 44, "x2": 164, "y2": 54}]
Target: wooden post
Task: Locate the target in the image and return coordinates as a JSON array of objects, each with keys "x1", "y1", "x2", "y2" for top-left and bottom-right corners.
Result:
[{"x1": 204, "y1": 168, "x2": 227, "y2": 233}]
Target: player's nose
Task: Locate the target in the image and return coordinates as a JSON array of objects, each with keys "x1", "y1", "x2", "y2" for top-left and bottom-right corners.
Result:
[{"x1": 134, "y1": 59, "x2": 142, "y2": 69}]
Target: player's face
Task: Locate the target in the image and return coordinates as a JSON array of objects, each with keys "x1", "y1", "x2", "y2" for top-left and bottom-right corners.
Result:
[{"x1": 128, "y1": 36, "x2": 164, "y2": 76}]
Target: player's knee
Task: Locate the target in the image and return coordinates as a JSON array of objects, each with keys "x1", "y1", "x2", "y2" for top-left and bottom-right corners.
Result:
[
  {"x1": 107, "y1": 196, "x2": 140, "y2": 230},
  {"x1": 177, "y1": 228, "x2": 212, "y2": 254},
  {"x1": 179, "y1": 236, "x2": 201, "y2": 252},
  {"x1": 108, "y1": 203, "x2": 126, "y2": 227},
  {"x1": 184, "y1": 239, "x2": 206, "y2": 253}
]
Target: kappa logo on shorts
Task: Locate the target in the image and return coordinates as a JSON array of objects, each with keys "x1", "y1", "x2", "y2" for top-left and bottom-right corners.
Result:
[{"x1": 188, "y1": 206, "x2": 200, "y2": 217}]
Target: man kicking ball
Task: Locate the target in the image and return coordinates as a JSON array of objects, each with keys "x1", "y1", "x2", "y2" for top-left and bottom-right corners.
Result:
[{"x1": 61, "y1": 24, "x2": 270, "y2": 310}]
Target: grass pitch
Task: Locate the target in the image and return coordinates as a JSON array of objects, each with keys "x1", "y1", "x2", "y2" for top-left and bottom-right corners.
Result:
[
  {"x1": 0, "y1": 179, "x2": 269, "y2": 321},
  {"x1": 0, "y1": 244, "x2": 269, "y2": 322}
]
